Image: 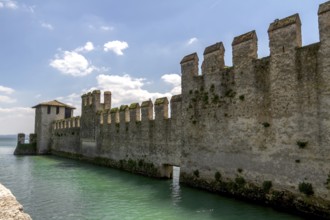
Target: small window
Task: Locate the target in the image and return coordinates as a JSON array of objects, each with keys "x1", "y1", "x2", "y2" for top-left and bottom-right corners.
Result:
[
  {"x1": 47, "y1": 106, "x2": 51, "y2": 114},
  {"x1": 56, "y1": 106, "x2": 60, "y2": 115},
  {"x1": 65, "y1": 108, "x2": 72, "y2": 119}
]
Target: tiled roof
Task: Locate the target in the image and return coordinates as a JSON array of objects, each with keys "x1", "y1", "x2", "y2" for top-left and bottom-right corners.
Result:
[{"x1": 32, "y1": 100, "x2": 76, "y2": 109}]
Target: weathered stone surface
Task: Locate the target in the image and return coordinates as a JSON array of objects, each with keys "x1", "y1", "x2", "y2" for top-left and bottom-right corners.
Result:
[
  {"x1": 14, "y1": 143, "x2": 36, "y2": 155},
  {"x1": 0, "y1": 183, "x2": 32, "y2": 220},
  {"x1": 318, "y1": 1, "x2": 330, "y2": 15},
  {"x1": 18, "y1": 1, "x2": 330, "y2": 219},
  {"x1": 180, "y1": 52, "x2": 198, "y2": 64},
  {"x1": 201, "y1": 42, "x2": 225, "y2": 75},
  {"x1": 268, "y1": 13, "x2": 301, "y2": 32}
]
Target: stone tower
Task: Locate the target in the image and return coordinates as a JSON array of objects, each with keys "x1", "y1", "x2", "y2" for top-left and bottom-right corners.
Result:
[{"x1": 32, "y1": 100, "x2": 75, "y2": 154}]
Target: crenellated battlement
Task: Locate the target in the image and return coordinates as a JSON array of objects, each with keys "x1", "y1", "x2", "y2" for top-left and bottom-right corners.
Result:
[
  {"x1": 129, "y1": 103, "x2": 141, "y2": 122},
  {"x1": 232, "y1": 30, "x2": 257, "y2": 67},
  {"x1": 53, "y1": 116, "x2": 81, "y2": 130},
  {"x1": 81, "y1": 90, "x2": 112, "y2": 112},
  {"x1": 46, "y1": 2, "x2": 330, "y2": 218},
  {"x1": 92, "y1": 96, "x2": 178, "y2": 127},
  {"x1": 178, "y1": 9, "x2": 330, "y2": 83},
  {"x1": 14, "y1": 133, "x2": 37, "y2": 155},
  {"x1": 54, "y1": 1, "x2": 330, "y2": 140},
  {"x1": 201, "y1": 42, "x2": 225, "y2": 75}
]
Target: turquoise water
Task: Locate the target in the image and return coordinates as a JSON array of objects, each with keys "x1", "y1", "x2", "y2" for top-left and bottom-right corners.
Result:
[{"x1": 0, "y1": 137, "x2": 303, "y2": 220}]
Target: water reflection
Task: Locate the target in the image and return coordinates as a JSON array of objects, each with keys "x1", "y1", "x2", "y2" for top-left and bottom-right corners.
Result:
[{"x1": 171, "y1": 166, "x2": 181, "y2": 207}]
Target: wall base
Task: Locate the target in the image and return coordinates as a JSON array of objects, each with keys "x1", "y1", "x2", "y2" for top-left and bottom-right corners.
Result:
[
  {"x1": 180, "y1": 173, "x2": 330, "y2": 220},
  {"x1": 13, "y1": 143, "x2": 37, "y2": 156}
]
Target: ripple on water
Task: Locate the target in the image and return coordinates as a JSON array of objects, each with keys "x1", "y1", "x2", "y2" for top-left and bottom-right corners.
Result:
[{"x1": 0, "y1": 142, "x2": 304, "y2": 220}]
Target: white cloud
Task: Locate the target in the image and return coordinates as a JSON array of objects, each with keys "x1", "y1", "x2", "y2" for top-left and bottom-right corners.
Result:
[
  {"x1": 0, "y1": 107, "x2": 33, "y2": 115},
  {"x1": 75, "y1": 41, "x2": 94, "y2": 52},
  {"x1": 0, "y1": 85, "x2": 16, "y2": 104},
  {"x1": 161, "y1": 74, "x2": 181, "y2": 87},
  {"x1": 101, "y1": 26, "x2": 114, "y2": 31},
  {"x1": 187, "y1": 37, "x2": 198, "y2": 45},
  {"x1": 5, "y1": 0, "x2": 17, "y2": 9},
  {"x1": 0, "y1": 85, "x2": 14, "y2": 94},
  {"x1": 88, "y1": 24, "x2": 114, "y2": 32},
  {"x1": 161, "y1": 74, "x2": 181, "y2": 95},
  {"x1": 56, "y1": 93, "x2": 81, "y2": 115},
  {"x1": 52, "y1": 73, "x2": 182, "y2": 119},
  {"x1": 50, "y1": 51, "x2": 96, "y2": 77},
  {"x1": 56, "y1": 93, "x2": 81, "y2": 108},
  {"x1": 96, "y1": 74, "x2": 171, "y2": 106},
  {"x1": 26, "y1": 5, "x2": 35, "y2": 13},
  {"x1": 104, "y1": 40, "x2": 128, "y2": 56},
  {"x1": 84, "y1": 42, "x2": 94, "y2": 51},
  {"x1": 0, "y1": 107, "x2": 34, "y2": 134},
  {"x1": 0, "y1": 95, "x2": 16, "y2": 103},
  {"x1": 0, "y1": 0, "x2": 18, "y2": 9},
  {"x1": 40, "y1": 21, "x2": 54, "y2": 30}
]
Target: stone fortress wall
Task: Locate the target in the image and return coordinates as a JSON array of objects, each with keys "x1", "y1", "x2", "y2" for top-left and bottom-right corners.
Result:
[
  {"x1": 45, "y1": 1, "x2": 330, "y2": 218},
  {"x1": 52, "y1": 90, "x2": 182, "y2": 178}
]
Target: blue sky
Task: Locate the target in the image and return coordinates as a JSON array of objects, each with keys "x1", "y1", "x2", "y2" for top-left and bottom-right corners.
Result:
[{"x1": 0, "y1": 0, "x2": 327, "y2": 134}]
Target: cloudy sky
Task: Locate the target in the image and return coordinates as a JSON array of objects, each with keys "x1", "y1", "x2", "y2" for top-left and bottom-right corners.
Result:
[{"x1": 0, "y1": 0, "x2": 326, "y2": 134}]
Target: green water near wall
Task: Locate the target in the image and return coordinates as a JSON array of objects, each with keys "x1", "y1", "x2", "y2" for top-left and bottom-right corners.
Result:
[{"x1": 0, "y1": 137, "x2": 303, "y2": 220}]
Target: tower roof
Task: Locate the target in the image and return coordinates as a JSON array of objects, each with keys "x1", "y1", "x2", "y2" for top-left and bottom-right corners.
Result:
[{"x1": 32, "y1": 100, "x2": 76, "y2": 109}]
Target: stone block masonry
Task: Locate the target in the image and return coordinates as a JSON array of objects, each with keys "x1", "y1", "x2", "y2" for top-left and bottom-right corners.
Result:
[
  {"x1": 17, "y1": 1, "x2": 330, "y2": 219},
  {"x1": 0, "y1": 183, "x2": 32, "y2": 220},
  {"x1": 14, "y1": 133, "x2": 37, "y2": 155}
]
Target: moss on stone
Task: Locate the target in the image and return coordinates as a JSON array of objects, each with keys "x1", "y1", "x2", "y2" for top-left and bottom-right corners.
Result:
[
  {"x1": 120, "y1": 105, "x2": 128, "y2": 111},
  {"x1": 141, "y1": 101, "x2": 151, "y2": 107},
  {"x1": 110, "y1": 107, "x2": 119, "y2": 113},
  {"x1": 129, "y1": 103, "x2": 139, "y2": 109},
  {"x1": 203, "y1": 93, "x2": 209, "y2": 104},
  {"x1": 297, "y1": 141, "x2": 308, "y2": 149},
  {"x1": 215, "y1": 171, "x2": 221, "y2": 182},
  {"x1": 171, "y1": 94, "x2": 182, "y2": 102},
  {"x1": 225, "y1": 89, "x2": 236, "y2": 98},
  {"x1": 326, "y1": 173, "x2": 330, "y2": 189},
  {"x1": 262, "y1": 122, "x2": 270, "y2": 128},
  {"x1": 14, "y1": 143, "x2": 37, "y2": 155},
  {"x1": 299, "y1": 182, "x2": 314, "y2": 196},
  {"x1": 155, "y1": 97, "x2": 168, "y2": 105},
  {"x1": 212, "y1": 94, "x2": 219, "y2": 103},
  {"x1": 235, "y1": 176, "x2": 246, "y2": 186},
  {"x1": 179, "y1": 172, "x2": 329, "y2": 218},
  {"x1": 262, "y1": 180, "x2": 272, "y2": 193},
  {"x1": 119, "y1": 158, "x2": 158, "y2": 177},
  {"x1": 193, "y1": 169, "x2": 199, "y2": 178},
  {"x1": 210, "y1": 84, "x2": 215, "y2": 93},
  {"x1": 96, "y1": 110, "x2": 104, "y2": 114},
  {"x1": 52, "y1": 151, "x2": 160, "y2": 178}
]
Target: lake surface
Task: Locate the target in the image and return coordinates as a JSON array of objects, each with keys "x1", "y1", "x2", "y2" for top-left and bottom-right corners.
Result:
[{"x1": 0, "y1": 136, "x2": 303, "y2": 220}]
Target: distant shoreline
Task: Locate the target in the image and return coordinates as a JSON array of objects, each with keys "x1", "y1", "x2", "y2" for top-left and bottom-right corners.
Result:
[
  {"x1": 0, "y1": 134, "x2": 17, "y2": 139},
  {"x1": 0, "y1": 134, "x2": 16, "y2": 138}
]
